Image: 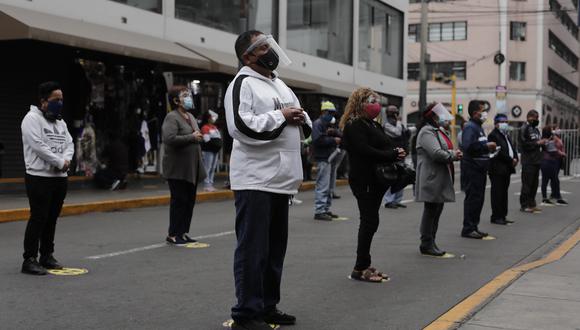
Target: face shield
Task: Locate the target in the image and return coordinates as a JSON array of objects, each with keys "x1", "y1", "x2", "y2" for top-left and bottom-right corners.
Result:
[
  {"x1": 244, "y1": 34, "x2": 292, "y2": 67},
  {"x1": 432, "y1": 103, "x2": 453, "y2": 122}
]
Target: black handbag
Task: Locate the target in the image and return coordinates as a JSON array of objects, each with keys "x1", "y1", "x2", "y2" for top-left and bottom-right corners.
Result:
[{"x1": 375, "y1": 163, "x2": 399, "y2": 186}]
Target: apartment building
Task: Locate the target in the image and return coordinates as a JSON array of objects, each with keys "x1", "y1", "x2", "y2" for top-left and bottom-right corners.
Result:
[
  {"x1": 405, "y1": 0, "x2": 579, "y2": 130},
  {"x1": 0, "y1": 0, "x2": 407, "y2": 177}
]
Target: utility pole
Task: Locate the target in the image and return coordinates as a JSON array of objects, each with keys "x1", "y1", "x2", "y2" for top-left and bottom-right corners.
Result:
[
  {"x1": 418, "y1": 0, "x2": 429, "y2": 113},
  {"x1": 450, "y1": 73, "x2": 457, "y2": 145}
]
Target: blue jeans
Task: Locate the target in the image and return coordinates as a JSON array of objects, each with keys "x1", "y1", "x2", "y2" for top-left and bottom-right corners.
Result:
[
  {"x1": 315, "y1": 161, "x2": 332, "y2": 214},
  {"x1": 383, "y1": 187, "x2": 404, "y2": 205},
  {"x1": 202, "y1": 151, "x2": 219, "y2": 187}
]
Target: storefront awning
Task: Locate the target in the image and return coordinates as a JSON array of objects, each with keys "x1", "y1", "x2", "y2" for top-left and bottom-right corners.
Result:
[{"x1": 0, "y1": 4, "x2": 210, "y2": 69}]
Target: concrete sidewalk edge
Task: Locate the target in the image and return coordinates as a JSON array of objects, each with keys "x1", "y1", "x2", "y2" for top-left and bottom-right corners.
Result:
[{"x1": 0, "y1": 180, "x2": 347, "y2": 223}]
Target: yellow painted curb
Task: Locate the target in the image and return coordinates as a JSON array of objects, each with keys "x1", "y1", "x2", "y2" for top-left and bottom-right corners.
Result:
[
  {"x1": 424, "y1": 227, "x2": 580, "y2": 330},
  {"x1": 0, "y1": 180, "x2": 348, "y2": 223}
]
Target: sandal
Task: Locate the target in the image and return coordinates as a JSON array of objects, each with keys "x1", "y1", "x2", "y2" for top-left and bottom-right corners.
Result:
[
  {"x1": 368, "y1": 267, "x2": 390, "y2": 281},
  {"x1": 350, "y1": 268, "x2": 383, "y2": 283}
]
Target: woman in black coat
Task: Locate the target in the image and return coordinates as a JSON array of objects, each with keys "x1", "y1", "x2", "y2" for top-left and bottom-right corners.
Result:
[{"x1": 340, "y1": 88, "x2": 406, "y2": 283}]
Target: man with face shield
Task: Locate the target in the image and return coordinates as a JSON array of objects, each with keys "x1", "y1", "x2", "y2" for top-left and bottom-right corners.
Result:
[
  {"x1": 461, "y1": 100, "x2": 497, "y2": 239},
  {"x1": 20, "y1": 81, "x2": 74, "y2": 275},
  {"x1": 415, "y1": 103, "x2": 462, "y2": 256},
  {"x1": 224, "y1": 31, "x2": 312, "y2": 330}
]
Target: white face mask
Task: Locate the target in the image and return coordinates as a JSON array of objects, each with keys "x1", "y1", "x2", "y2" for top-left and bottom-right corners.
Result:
[
  {"x1": 498, "y1": 122, "x2": 509, "y2": 133},
  {"x1": 480, "y1": 111, "x2": 488, "y2": 122}
]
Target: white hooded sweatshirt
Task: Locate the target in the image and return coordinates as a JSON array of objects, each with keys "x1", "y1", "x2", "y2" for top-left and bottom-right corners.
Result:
[
  {"x1": 224, "y1": 66, "x2": 312, "y2": 194},
  {"x1": 21, "y1": 105, "x2": 74, "y2": 177}
]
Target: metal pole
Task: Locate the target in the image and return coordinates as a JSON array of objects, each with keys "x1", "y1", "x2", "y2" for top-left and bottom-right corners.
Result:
[
  {"x1": 418, "y1": 0, "x2": 429, "y2": 113},
  {"x1": 451, "y1": 73, "x2": 457, "y2": 145}
]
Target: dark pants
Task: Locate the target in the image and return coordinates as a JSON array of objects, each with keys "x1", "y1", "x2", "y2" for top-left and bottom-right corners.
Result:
[
  {"x1": 420, "y1": 202, "x2": 444, "y2": 249},
  {"x1": 490, "y1": 174, "x2": 511, "y2": 221},
  {"x1": 232, "y1": 190, "x2": 289, "y2": 322},
  {"x1": 460, "y1": 160, "x2": 467, "y2": 191},
  {"x1": 462, "y1": 166, "x2": 487, "y2": 235},
  {"x1": 520, "y1": 164, "x2": 540, "y2": 208},
  {"x1": 350, "y1": 182, "x2": 388, "y2": 271},
  {"x1": 167, "y1": 179, "x2": 197, "y2": 237},
  {"x1": 23, "y1": 174, "x2": 67, "y2": 260},
  {"x1": 541, "y1": 159, "x2": 561, "y2": 199}
]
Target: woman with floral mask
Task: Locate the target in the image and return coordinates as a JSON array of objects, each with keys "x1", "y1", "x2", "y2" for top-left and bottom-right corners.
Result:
[
  {"x1": 161, "y1": 86, "x2": 206, "y2": 245},
  {"x1": 340, "y1": 87, "x2": 406, "y2": 283},
  {"x1": 415, "y1": 103, "x2": 462, "y2": 257}
]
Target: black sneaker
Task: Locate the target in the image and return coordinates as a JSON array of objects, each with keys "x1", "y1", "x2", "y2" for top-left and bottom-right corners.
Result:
[
  {"x1": 476, "y1": 230, "x2": 489, "y2": 237},
  {"x1": 231, "y1": 319, "x2": 273, "y2": 330},
  {"x1": 325, "y1": 212, "x2": 339, "y2": 219},
  {"x1": 182, "y1": 234, "x2": 197, "y2": 243},
  {"x1": 39, "y1": 255, "x2": 63, "y2": 270},
  {"x1": 420, "y1": 246, "x2": 445, "y2": 257},
  {"x1": 384, "y1": 203, "x2": 398, "y2": 209},
  {"x1": 556, "y1": 199, "x2": 568, "y2": 206},
  {"x1": 263, "y1": 308, "x2": 296, "y2": 325},
  {"x1": 314, "y1": 213, "x2": 333, "y2": 221},
  {"x1": 166, "y1": 236, "x2": 187, "y2": 245},
  {"x1": 21, "y1": 257, "x2": 48, "y2": 275},
  {"x1": 461, "y1": 231, "x2": 484, "y2": 239},
  {"x1": 491, "y1": 219, "x2": 509, "y2": 225},
  {"x1": 541, "y1": 199, "x2": 555, "y2": 206},
  {"x1": 332, "y1": 194, "x2": 341, "y2": 199}
]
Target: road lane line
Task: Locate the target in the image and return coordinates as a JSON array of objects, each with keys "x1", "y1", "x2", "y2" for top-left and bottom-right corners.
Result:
[{"x1": 85, "y1": 230, "x2": 235, "y2": 260}]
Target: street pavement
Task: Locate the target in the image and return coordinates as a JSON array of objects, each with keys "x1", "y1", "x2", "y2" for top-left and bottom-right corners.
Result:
[{"x1": 0, "y1": 176, "x2": 579, "y2": 329}]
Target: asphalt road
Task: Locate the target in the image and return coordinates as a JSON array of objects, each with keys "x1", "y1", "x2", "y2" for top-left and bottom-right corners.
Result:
[{"x1": 1, "y1": 176, "x2": 579, "y2": 330}]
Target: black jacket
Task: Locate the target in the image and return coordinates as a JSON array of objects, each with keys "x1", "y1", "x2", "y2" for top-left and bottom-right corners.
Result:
[
  {"x1": 518, "y1": 123, "x2": 542, "y2": 165},
  {"x1": 312, "y1": 118, "x2": 340, "y2": 161},
  {"x1": 462, "y1": 119, "x2": 490, "y2": 171},
  {"x1": 343, "y1": 117, "x2": 397, "y2": 186},
  {"x1": 488, "y1": 128, "x2": 518, "y2": 176}
]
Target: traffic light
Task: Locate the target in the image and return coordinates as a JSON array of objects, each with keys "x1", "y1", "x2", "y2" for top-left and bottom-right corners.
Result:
[{"x1": 457, "y1": 104, "x2": 463, "y2": 115}]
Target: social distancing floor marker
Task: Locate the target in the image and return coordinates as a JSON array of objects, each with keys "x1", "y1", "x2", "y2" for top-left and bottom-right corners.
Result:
[
  {"x1": 482, "y1": 236, "x2": 496, "y2": 241},
  {"x1": 347, "y1": 275, "x2": 390, "y2": 283},
  {"x1": 332, "y1": 217, "x2": 350, "y2": 221},
  {"x1": 222, "y1": 319, "x2": 279, "y2": 329},
  {"x1": 47, "y1": 268, "x2": 88, "y2": 276},
  {"x1": 422, "y1": 253, "x2": 456, "y2": 259},
  {"x1": 183, "y1": 242, "x2": 210, "y2": 249}
]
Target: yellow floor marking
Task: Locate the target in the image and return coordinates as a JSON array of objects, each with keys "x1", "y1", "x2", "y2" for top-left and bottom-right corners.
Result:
[
  {"x1": 183, "y1": 242, "x2": 210, "y2": 249},
  {"x1": 222, "y1": 319, "x2": 279, "y2": 329},
  {"x1": 424, "y1": 227, "x2": 580, "y2": 330},
  {"x1": 47, "y1": 268, "x2": 89, "y2": 276}
]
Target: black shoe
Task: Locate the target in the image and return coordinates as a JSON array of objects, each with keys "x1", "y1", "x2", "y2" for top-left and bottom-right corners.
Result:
[
  {"x1": 231, "y1": 319, "x2": 273, "y2": 330},
  {"x1": 39, "y1": 255, "x2": 63, "y2": 270},
  {"x1": 395, "y1": 203, "x2": 407, "y2": 208},
  {"x1": 325, "y1": 212, "x2": 339, "y2": 219},
  {"x1": 182, "y1": 234, "x2": 197, "y2": 243},
  {"x1": 166, "y1": 236, "x2": 187, "y2": 245},
  {"x1": 556, "y1": 199, "x2": 568, "y2": 206},
  {"x1": 332, "y1": 194, "x2": 341, "y2": 199},
  {"x1": 263, "y1": 308, "x2": 296, "y2": 325},
  {"x1": 461, "y1": 231, "x2": 484, "y2": 239},
  {"x1": 491, "y1": 219, "x2": 509, "y2": 225},
  {"x1": 314, "y1": 213, "x2": 333, "y2": 221},
  {"x1": 384, "y1": 203, "x2": 398, "y2": 209},
  {"x1": 420, "y1": 246, "x2": 445, "y2": 257},
  {"x1": 21, "y1": 258, "x2": 48, "y2": 275},
  {"x1": 476, "y1": 230, "x2": 489, "y2": 237}
]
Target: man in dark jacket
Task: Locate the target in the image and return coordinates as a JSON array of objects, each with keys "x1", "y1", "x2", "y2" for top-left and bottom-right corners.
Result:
[
  {"x1": 519, "y1": 109, "x2": 546, "y2": 213},
  {"x1": 488, "y1": 114, "x2": 518, "y2": 225},
  {"x1": 313, "y1": 101, "x2": 341, "y2": 221},
  {"x1": 382, "y1": 105, "x2": 410, "y2": 209},
  {"x1": 461, "y1": 100, "x2": 497, "y2": 239}
]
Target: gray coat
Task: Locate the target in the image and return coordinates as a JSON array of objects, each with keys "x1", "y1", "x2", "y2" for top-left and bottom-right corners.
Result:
[
  {"x1": 415, "y1": 125, "x2": 458, "y2": 203},
  {"x1": 162, "y1": 110, "x2": 206, "y2": 184}
]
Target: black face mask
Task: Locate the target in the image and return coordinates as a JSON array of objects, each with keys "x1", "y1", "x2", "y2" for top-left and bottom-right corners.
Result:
[
  {"x1": 255, "y1": 49, "x2": 279, "y2": 71},
  {"x1": 529, "y1": 119, "x2": 539, "y2": 127},
  {"x1": 43, "y1": 100, "x2": 63, "y2": 122}
]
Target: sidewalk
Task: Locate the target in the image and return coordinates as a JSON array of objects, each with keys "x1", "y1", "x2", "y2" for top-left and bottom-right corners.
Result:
[{"x1": 460, "y1": 236, "x2": 580, "y2": 330}]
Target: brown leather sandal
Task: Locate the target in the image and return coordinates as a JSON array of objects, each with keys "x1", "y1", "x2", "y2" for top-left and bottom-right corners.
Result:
[{"x1": 350, "y1": 268, "x2": 383, "y2": 283}]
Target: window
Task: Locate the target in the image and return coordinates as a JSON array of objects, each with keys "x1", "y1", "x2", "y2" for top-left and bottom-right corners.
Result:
[
  {"x1": 509, "y1": 62, "x2": 526, "y2": 81},
  {"x1": 287, "y1": 0, "x2": 353, "y2": 65},
  {"x1": 110, "y1": 0, "x2": 162, "y2": 13},
  {"x1": 408, "y1": 24, "x2": 420, "y2": 42},
  {"x1": 175, "y1": 0, "x2": 276, "y2": 35},
  {"x1": 358, "y1": 0, "x2": 404, "y2": 77},
  {"x1": 510, "y1": 22, "x2": 526, "y2": 41},
  {"x1": 549, "y1": 0, "x2": 578, "y2": 39},
  {"x1": 407, "y1": 61, "x2": 466, "y2": 81},
  {"x1": 549, "y1": 31, "x2": 579, "y2": 70},
  {"x1": 548, "y1": 68, "x2": 578, "y2": 99},
  {"x1": 428, "y1": 22, "x2": 467, "y2": 42}
]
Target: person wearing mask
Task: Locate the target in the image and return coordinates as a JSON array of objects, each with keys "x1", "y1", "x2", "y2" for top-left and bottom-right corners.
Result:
[
  {"x1": 461, "y1": 100, "x2": 497, "y2": 239},
  {"x1": 312, "y1": 101, "x2": 341, "y2": 221},
  {"x1": 416, "y1": 103, "x2": 462, "y2": 256},
  {"x1": 341, "y1": 87, "x2": 406, "y2": 282},
  {"x1": 20, "y1": 81, "x2": 74, "y2": 275},
  {"x1": 225, "y1": 30, "x2": 312, "y2": 330},
  {"x1": 540, "y1": 125, "x2": 567, "y2": 206},
  {"x1": 162, "y1": 86, "x2": 206, "y2": 245},
  {"x1": 382, "y1": 105, "x2": 410, "y2": 209},
  {"x1": 519, "y1": 110, "x2": 545, "y2": 213},
  {"x1": 200, "y1": 110, "x2": 223, "y2": 192},
  {"x1": 487, "y1": 114, "x2": 518, "y2": 225}
]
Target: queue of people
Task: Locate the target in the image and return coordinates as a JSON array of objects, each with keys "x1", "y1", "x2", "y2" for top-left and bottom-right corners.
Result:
[{"x1": 18, "y1": 30, "x2": 570, "y2": 330}]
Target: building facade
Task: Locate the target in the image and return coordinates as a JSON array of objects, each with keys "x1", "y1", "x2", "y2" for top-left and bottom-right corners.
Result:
[
  {"x1": 405, "y1": 0, "x2": 579, "y2": 131},
  {"x1": 0, "y1": 0, "x2": 408, "y2": 177}
]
